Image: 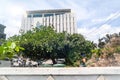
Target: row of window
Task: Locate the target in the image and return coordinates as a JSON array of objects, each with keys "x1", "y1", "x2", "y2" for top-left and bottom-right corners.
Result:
[{"x1": 27, "y1": 13, "x2": 65, "y2": 18}]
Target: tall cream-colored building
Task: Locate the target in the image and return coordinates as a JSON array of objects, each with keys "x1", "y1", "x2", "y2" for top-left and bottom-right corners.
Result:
[{"x1": 21, "y1": 9, "x2": 77, "y2": 34}]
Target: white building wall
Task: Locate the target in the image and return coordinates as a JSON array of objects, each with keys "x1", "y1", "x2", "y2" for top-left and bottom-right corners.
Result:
[
  {"x1": 26, "y1": 18, "x2": 31, "y2": 31},
  {"x1": 45, "y1": 17, "x2": 47, "y2": 26},
  {"x1": 63, "y1": 14, "x2": 67, "y2": 32},
  {"x1": 50, "y1": 16, "x2": 52, "y2": 27},
  {"x1": 53, "y1": 14, "x2": 56, "y2": 30},
  {"x1": 21, "y1": 17, "x2": 25, "y2": 33},
  {"x1": 60, "y1": 15, "x2": 63, "y2": 32},
  {"x1": 69, "y1": 13, "x2": 71, "y2": 33},
  {"x1": 46, "y1": 17, "x2": 49, "y2": 26},
  {"x1": 70, "y1": 14, "x2": 74, "y2": 34},
  {"x1": 74, "y1": 18, "x2": 77, "y2": 33},
  {"x1": 67, "y1": 13, "x2": 70, "y2": 33},
  {"x1": 43, "y1": 16, "x2": 45, "y2": 26},
  {"x1": 23, "y1": 18, "x2": 27, "y2": 33},
  {"x1": 21, "y1": 11, "x2": 77, "y2": 34},
  {"x1": 73, "y1": 14, "x2": 77, "y2": 33},
  {"x1": 30, "y1": 15, "x2": 34, "y2": 29},
  {"x1": 56, "y1": 15, "x2": 59, "y2": 32}
]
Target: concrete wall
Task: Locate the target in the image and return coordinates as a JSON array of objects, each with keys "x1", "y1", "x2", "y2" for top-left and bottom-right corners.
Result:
[{"x1": 0, "y1": 67, "x2": 120, "y2": 80}]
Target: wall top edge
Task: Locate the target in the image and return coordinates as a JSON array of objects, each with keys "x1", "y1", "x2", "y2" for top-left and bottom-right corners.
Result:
[{"x1": 0, "y1": 67, "x2": 120, "y2": 75}]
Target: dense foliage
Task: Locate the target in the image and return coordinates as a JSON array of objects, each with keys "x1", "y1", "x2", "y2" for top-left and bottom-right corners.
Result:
[
  {"x1": 0, "y1": 41, "x2": 24, "y2": 59},
  {"x1": 8, "y1": 26, "x2": 95, "y2": 66},
  {"x1": 1, "y1": 24, "x2": 119, "y2": 67}
]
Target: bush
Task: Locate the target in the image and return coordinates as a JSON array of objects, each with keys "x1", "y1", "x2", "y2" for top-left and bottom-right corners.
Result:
[
  {"x1": 101, "y1": 47, "x2": 115, "y2": 58},
  {"x1": 115, "y1": 46, "x2": 120, "y2": 53},
  {"x1": 91, "y1": 49, "x2": 101, "y2": 58}
]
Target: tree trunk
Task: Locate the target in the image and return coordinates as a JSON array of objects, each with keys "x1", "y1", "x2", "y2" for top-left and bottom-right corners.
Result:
[{"x1": 51, "y1": 58, "x2": 56, "y2": 64}]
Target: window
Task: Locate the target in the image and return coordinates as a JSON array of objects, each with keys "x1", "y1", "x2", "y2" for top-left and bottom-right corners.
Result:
[
  {"x1": 33, "y1": 14, "x2": 42, "y2": 17},
  {"x1": 44, "y1": 14, "x2": 53, "y2": 17},
  {"x1": 27, "y1": 14, "x2": 32, "y2": 18},
  {"x1": 55, "y1": 13, "x2": 64, "y2": 16}
]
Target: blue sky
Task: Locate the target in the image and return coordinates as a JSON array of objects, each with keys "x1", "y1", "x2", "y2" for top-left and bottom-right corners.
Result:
[{"x1": 0, "y1": 0, "x2": 120, "y2": 43}]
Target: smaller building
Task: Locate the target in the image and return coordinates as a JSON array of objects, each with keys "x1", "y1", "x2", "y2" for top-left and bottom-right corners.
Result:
[{"x1": 0, "y1": 24, "x2": 6, "y2": 39}]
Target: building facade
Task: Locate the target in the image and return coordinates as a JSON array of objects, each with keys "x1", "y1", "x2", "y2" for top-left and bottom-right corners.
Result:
[
  {"x1": 0, "y1": 24, "x2": 6, "y2": 39},
  {"x1": 21, "y1": 9, "x2": 77, "y2": 34}
]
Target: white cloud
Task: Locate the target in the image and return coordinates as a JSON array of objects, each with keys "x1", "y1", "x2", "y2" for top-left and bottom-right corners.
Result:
[
  {"x1": 53, "y1": 0, "x2": 94, "y2": 21},
  {"x1": 61, "y1": 1, "x2": 90, "y2": 20},
  {"x1": 4, "y1": 18, "x2": 21, "y2": 38},
  {"x1": 0, "y1": 3, "x2": 25, "y2": 38},
  {"x1": 5, "y1": 27, "x2": 19, "y2": 38},
  {"x1": 78, "y1": 24, "x2": 120, "y2": 43},
  {"x1": 8, "y1": 5, "x2": 25, "y2": 17},
  {"x1": 26, "y1": 0, "x2": 54, "y2": 10},
  {"x1": 92, "y1": 12, "x2": 120, "y2": 23}
]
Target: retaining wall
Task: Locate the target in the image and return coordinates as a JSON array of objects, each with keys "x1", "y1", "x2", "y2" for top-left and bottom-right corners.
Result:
[{"x1": 0, "y1": 67, "x2": 120, "y2": 80}]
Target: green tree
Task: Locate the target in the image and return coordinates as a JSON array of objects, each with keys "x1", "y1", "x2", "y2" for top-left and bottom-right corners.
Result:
[{"x1": 8, "y1": 26, "x2": 95, "y2": 66}]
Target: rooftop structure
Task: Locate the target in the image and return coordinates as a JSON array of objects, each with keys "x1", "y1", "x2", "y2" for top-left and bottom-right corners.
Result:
[{"x1": 26, "y1": 9, "x2": 71, "y2": 14}]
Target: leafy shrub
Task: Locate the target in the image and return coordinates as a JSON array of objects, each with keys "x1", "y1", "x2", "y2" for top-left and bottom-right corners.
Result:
[
  {"x1": 115, "y1": 46, "x2": 120, "y2": 53},
  {"x1": 0, "y1": 41, "x2": 24, "y2": 59},
  {"x1": 91, "y1": 49, "x2": 101, "y2": 58},
  {"x1": 101, "y1": 47, "x2": 115, "y2": 58}
]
